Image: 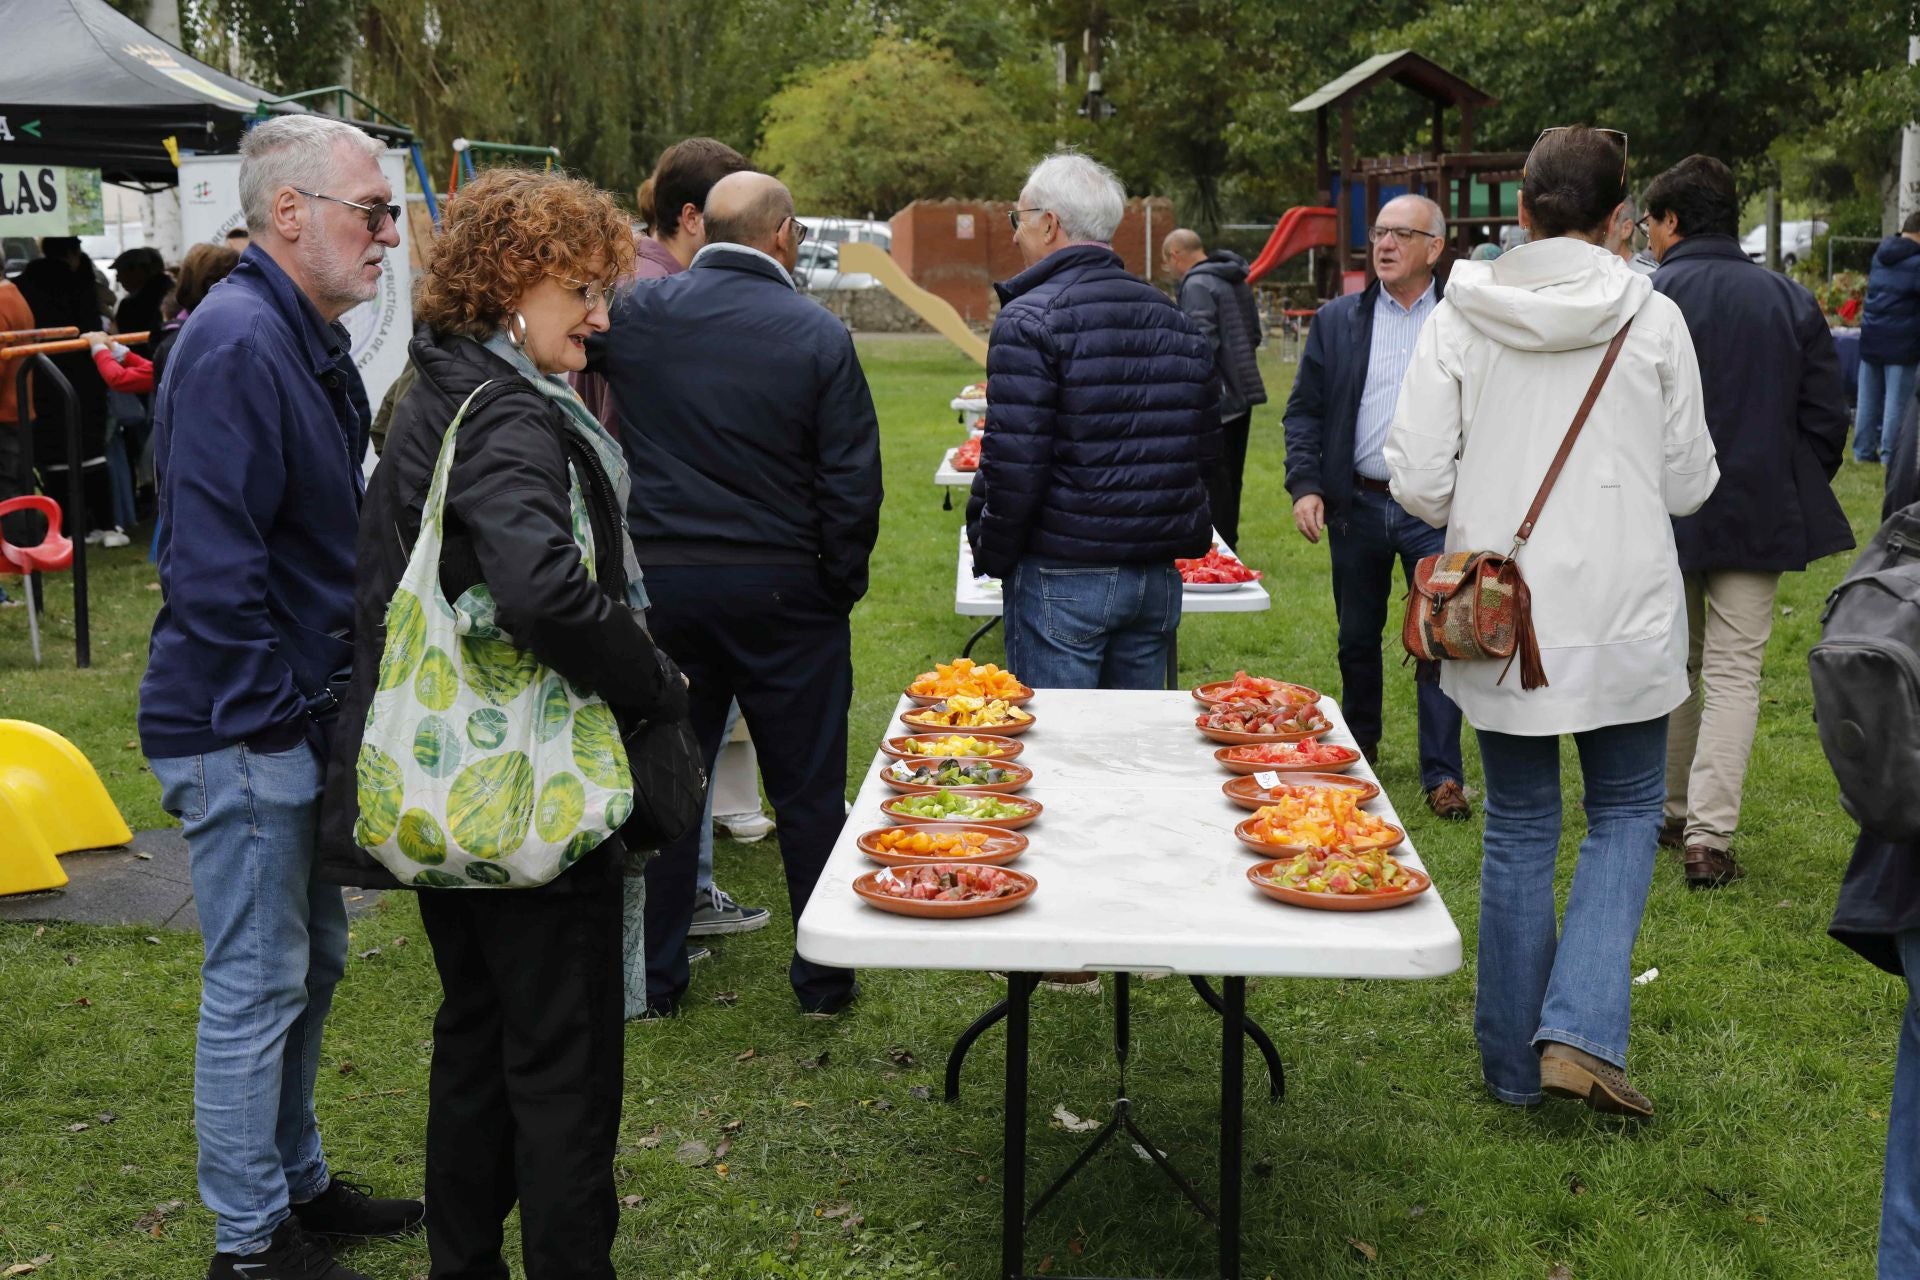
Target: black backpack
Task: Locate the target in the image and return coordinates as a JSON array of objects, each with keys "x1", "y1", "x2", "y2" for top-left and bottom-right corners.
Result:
[{"x1": 1810, "y1": 502, "x2": 1920, "y2": 839}]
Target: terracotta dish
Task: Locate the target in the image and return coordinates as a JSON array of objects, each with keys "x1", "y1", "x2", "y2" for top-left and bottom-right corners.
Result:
[
  {"x1": 1212, "y1": 743, "x2": 1360, "y2": 775},
  {"x1": 856, "y1": 822, "x2": 1029, "y2": 867},
  {"x1": 1245, "y1": 858, "x2": 1431, "y2": 911},
  {"x1": 879, "y1": 734, "x2": 1026, "y2": 762},
  {"x1": 1233, "y1": 816, "x2": 1405, "y2": 856},
  {"x1": 1221, "y1": 775, "x2": 1381, "y2": 811},
  {"x1": 853, "y1": 865, "x2": 1038, "y2": 919},
  {"x1": 879, "y1": 758, "x2": 1033, "y2": 795},
  {"x1": 880, "y1": 791, "x2": 1043, "y2": 831}
]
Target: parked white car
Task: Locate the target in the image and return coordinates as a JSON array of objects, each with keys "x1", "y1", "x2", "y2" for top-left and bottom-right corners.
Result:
[
  {"x1": 795, "y1": 238, "x2": 882, "y2": 291},
  {"x1": 1741, "y1": 220, "x2": 1827, "y2": 270}
]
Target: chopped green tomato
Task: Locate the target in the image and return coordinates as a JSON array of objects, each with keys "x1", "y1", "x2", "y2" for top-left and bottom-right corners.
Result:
[{"x1": 891, "y1": 791, "x2": 1029, "y2": 820}]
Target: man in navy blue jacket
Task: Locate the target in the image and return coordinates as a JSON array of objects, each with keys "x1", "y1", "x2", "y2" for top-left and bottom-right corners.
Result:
[
  {"x1": 595, "y1": 171, "x2": 882, "y2": 1019},
  {"x1": 967, "y1": 152, "x2": 1217, "y2": 690},
  {"x1": 139, "y1": 116, "x2": 419, "y2": 1280},
  {"x1": 1282, "y1": 194, "x2": 1469, "y2": 820},
  {"x1": 1855, "y1": 211, "x2": 1920, "y2": 464},
  {"x1": 1643, "y1": 155, "x2": 1853, "y2": 887}
]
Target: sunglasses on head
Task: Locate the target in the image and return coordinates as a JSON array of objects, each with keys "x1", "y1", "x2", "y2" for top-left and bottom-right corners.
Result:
[
  {"x1": 1522, "y1": 127, "x2": 1629, "y2": 192},
  {"x1": 295, "y1": 189, "x2": 402, "y2": 236}
]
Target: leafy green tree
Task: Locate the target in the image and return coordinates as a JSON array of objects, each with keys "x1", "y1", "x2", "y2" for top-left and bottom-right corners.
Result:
[{"x1": 759, "y1": 37, "x2": 1038, "y2": 216}]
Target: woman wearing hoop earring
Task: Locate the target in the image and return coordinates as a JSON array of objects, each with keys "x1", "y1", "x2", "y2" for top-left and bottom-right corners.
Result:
[{"x1": 317, "y1": 168, "x2": 690, "y2": 1278}]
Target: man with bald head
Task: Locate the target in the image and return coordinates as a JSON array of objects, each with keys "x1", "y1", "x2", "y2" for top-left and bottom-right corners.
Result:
[
  {"x1": 594, "y1": 169, "x2": 882, "y2": 1019},
  {"x1": 1282, "y1": 192, "x2": 1470, "y2": 820},
  {"x1": 1163, "y1": 227, "x2": 1267, "y2": 549}
]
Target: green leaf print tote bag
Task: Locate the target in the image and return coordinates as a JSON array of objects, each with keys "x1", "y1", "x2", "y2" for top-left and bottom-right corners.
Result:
[{"x1": 354, "y1": 382, "x2": 636, "y2": 888}]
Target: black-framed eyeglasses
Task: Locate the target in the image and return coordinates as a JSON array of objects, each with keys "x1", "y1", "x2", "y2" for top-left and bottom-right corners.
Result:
[
  {"x1": 1633, "y1": 213, "x2": 1652, "y2": 233},
  {"x1": 783, "y1": 216, "x2": 810, "y2": 247},
  {"x1": 1522, "y1": 126, "x2": 1630, "y2": 191},
  {"x1": 1368, "y1": 225, "x2": 1438, "y2": 245},
  {"x1": 1007, "y1": 207, "x2": 1045, "y2": 232},
  {"x1": 294, "y1": 189, "x2": 401, "y2": 236},
  {"x1": 547, "y1": 273, "x2": 616, "y2": 311}
]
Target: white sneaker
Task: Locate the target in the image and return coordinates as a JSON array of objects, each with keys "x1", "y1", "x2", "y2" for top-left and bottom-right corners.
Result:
[
  {"x1": 99, "y1": 527, "x2": 130, "y2": 549},
  {"x1": 714, "y1": 810, "x2": 775, "y2": 843},
  {"x1": 83, "y1": 528, "x2": 108, "y2": 545}
]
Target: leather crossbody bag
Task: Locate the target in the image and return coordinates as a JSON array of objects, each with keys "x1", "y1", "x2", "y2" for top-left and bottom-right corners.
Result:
[{"x1": 1401, "y1": 320, "x2": 1633, "y2": 691}]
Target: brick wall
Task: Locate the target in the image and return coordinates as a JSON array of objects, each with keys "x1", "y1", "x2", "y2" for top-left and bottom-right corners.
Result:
[{"x1": 889, "y1": 196, "x2": 1177, "y2": 326}]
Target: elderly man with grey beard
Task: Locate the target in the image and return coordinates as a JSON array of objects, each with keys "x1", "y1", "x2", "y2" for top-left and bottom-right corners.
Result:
[
  {"x1": 1282, "y1": 192, "x2": 1471, "y2": 820},
  {"x1": 139, "y1": 114, "x2": 421, "y2": 1280}
]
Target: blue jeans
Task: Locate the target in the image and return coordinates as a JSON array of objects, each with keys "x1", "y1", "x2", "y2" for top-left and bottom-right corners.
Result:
[
  {"x1": 150, "y1": 743, "x2": 349, "y2": 1255},
  {"x1": 1856, "y1": 360, "x2": 1920, "y2": 463},
  {"x1": 1003, "y1": 557, "x2": 1182, "y2": 690},
  {"x1": 1327, "y1": 487, "x2": 1465, "y2": 789},
  {"x1": 1472, "y1": 717, "x2": 1667, "y2": 1105},
  {"x1": 696, "y1": 699, "x2": 744, "y2": 893},
  {"x1": 1882, "y1": 929, "x2": 1920, "y2": 1278}
]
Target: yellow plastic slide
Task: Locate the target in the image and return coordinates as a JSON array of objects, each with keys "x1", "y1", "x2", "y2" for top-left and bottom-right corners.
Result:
[
  {"x1": 838, "y1": 242, "x2": 988, "y2": 367},
  {"x1": 0, "y1": 720, "x2": 133, "y2": 896}
]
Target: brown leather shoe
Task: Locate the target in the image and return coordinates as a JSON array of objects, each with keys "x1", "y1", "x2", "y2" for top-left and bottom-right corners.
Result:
[
  {"x1": 1683, "y1": 844, "x2": 1745, "y2": 889},
  {"x1": 1424, "y1": 779, "x2": 1471, "y2": 821},
  {"x1": 1539, "y1": 1043, "x2": 1653, "y2": 1118},
  {"x1": 1657, "y1": 819, "x2": 1685, "y2": 851}
]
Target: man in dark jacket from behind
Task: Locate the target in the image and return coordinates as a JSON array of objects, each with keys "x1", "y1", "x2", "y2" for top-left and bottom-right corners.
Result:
[
  {"x1": 1164, "y1": 229, "x2": 1267, "y2": 549},
  {"x1": 595, "y1": 170, "x2": 882, "y2": 1019},
  {"x1": 1644, "y1": 155, "x2": 1854, "y2": 888},
  {"x1": 967, "y1": 151, "x2": 1218, "y2": 691},
  {"x1": 1854, "y1": 211, "x2": 1920, "y2": 464}
]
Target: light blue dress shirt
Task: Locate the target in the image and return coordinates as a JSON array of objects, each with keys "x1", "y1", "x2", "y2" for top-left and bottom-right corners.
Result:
[{"x1": 1352, "y1": 279, "x2": 1437, "y2": 480}]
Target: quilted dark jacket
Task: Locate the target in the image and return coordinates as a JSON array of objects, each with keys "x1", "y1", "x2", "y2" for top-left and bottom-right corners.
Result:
[
  {"x1": 1177, "y1": 250, "x2": 1267, "y2": 419},
  {"x1": 1860, "y1": 235, "x2": 1920, "y2": 367},
  {"x1": 966, "y1": 244, "x2": 1219, "y2": 578}
]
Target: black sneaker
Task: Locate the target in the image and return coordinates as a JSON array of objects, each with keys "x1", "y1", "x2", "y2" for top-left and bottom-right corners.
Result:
[
  {"x1": 208, "y1": 1220, "x2": 371, "y2": 1280},
  {"x1": 290, "y1": 1173, "x2": 424, "y2": 1241}
]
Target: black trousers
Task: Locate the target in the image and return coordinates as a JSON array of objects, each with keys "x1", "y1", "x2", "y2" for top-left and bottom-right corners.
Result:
[
  {"x1": 1205, "y1": 411, "x2": 1253, "y2": 550},
  {"x1": 416, "y1": 849, "x2": 624, "y2": 1280},
  {"x1": 640, "y1": 562, "x2": 856, "y2": 1013}
]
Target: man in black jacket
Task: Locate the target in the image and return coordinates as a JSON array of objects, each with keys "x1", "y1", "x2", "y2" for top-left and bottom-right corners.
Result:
[
  {"x1": 967, "y1": 152, "x2": 1217, "y2": 691},
  {"x1": 1164, "y1": 229, "x2": 1267, "y2": 550},
  {"x1": 1644, "y1": 155, "x2": 1853, "y2": 887},
  {"x1": 596, "y1": 170, "x2": 882, "y2": 1018},
  {"x1": 1282, "y1": 193, "x2": 1468, "y2": 820}
]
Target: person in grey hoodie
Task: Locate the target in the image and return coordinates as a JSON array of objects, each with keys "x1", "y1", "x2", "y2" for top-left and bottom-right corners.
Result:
[{"x1": 1164, "y1": 229, "x2": 1267, "y2": 549}]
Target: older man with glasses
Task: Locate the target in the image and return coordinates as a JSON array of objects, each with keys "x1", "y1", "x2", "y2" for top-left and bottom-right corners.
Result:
[
  {"x1": 1282, "y1": 192, "x2": 1470, "y2": 820},
  {"x1": 140, "y1": 114, "x2": 420, "y2": 1280}
]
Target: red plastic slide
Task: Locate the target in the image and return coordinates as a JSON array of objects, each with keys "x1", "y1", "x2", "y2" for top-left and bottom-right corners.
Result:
[{"x1": 1245, "y1": 206, "x2": 1338, "y2": 284}]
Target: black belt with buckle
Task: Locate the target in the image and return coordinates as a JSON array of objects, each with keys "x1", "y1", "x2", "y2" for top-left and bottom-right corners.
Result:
[{"x1": 1353, "y1": 473, "x2": 1392, "y2": 494}]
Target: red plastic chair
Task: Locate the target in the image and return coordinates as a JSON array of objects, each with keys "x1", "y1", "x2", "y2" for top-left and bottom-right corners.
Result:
[{"x1": 0, "y1": 497, "x2": 73, "y2": 665}]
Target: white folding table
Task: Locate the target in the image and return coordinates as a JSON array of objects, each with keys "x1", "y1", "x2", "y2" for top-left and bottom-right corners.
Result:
[
  {"x1": 798, "y1": 690, "x2": 1462, "y2": 1279},
  {"x1": 952, "y1": 530, "x2": 1272, "y2": 688}
]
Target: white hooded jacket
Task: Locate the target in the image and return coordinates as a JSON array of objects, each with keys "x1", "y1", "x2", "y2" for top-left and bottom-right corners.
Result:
[{"x1": 1385, "y1": 237, "x2": 1720, "y2": 737}]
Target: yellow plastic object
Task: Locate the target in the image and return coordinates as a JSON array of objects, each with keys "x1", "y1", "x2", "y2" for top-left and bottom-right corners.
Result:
[
  {"x1": 0, "y1": 720, "x2": 132, "y2": 895},
  {"x1": 838, "y1": 242, "x2": 988, "y2": 367}
]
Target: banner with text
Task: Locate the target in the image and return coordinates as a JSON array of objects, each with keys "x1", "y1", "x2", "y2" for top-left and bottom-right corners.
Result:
[
  {"x1": 178, "y1": 150, "x2": 412, "y2": 415},
  {"x1": 0, "y1": 164, "x2": 104, "y2": 237}
]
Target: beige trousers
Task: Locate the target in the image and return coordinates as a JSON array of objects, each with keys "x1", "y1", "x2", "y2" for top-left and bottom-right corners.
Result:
[{"x1": 1663, "y1": 570, "x2": 1782, "y2": 851}]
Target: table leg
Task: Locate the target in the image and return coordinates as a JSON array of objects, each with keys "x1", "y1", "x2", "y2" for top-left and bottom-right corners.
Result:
[
  {"x1": 1219, "y1": 976, "x2": 1245, "y2": 1280},
  {"x1": 1188, "y1": 976, "x2": 1285, "y2": 1101},
  {"x1": 944, "y1": 486, "x2": 953, "y2": 511},
  {"x1": 946, "y1": 996, "x2": 1010, "y2": 1102},
  {"x1": 1165, "y1": 629, "x2": 1180, "y2": 692},
  {"x1": 1002, "y1": 972, "x2": 1035, "y2": 1280},
  {"x1": 962, "y1": 614, "x2": 1002, "y2": 659}
]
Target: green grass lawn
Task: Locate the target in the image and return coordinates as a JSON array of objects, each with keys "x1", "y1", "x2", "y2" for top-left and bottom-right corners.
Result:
[{"x1": 0, "y1": 333, "x2": 1903, "y2": 1279}]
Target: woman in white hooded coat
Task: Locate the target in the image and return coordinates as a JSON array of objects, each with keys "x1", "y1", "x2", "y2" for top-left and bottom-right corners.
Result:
[{"x1": 1387, "y1": 126, "x2": 1719, "y2": 1118}]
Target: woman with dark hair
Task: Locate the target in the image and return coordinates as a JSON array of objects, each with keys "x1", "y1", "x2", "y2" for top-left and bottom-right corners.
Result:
[
  {"x1": 318, "y1": 167, "x2": 687, "y2": 1278},
  {"x1": 1387, "y1": 126, "x2": 1720, "y2": 1118},
  {"x1": 152, "y1": 241, "x2": 242, "y2": 390}
]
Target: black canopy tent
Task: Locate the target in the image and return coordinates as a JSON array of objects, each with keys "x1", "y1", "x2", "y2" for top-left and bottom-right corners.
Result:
[{"x1": 0, "y1": 0, "x2": 409, "y2": 187}]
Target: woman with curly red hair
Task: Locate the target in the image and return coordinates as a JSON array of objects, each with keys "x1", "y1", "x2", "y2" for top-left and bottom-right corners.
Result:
[{"x1": 317, "y1": 167, "x2": 689, "y2": 1279}]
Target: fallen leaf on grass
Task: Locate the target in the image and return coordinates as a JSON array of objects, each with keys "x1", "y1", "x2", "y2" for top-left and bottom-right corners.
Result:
[
  {"x1": 1546, "y1": 1266, "x2": 1572, "y2": 1280},
  {"x1": 976, "y1": 1174, "x2": 989, "y2": 1185},
  {"x1": 635, "y1": 1125, "x2": 664, "y2": 1149},
  {"x1": 1347, "y1": 1237, "x2": 1378, "y2": 1262},
  {"x1": 1052, "y1": 1105, "x2": 1100, "y2": 1133},
  {"x1": 714, "y1": 1163, "x2": 729, "y2": 1178},
  {"x1": 887, "y1": 1046, "x2": 917, "y2": 1067},
  {"x1": 33, "y1": 926, "x2": 44, "y2": 937},
  {"x1": 909, "y1": 1085, "x2": 932, "y2": 1102},
  {"x1": 134, "y1": 852, "x2": 152, "y2": 860},
  {"x1": 144, "y1": 936, "x2": 160, "y2": 945},
  {"x1": 712, "y1": 991, "x2": 738, "y2": 1007},
  {"x1": 65, "y1": 1122, "x2": 89, "y2": 1133},
  {"x1": 338, "y1": 1061, "x2": 356, "y2": 1076},
  {"x1": 4, "y1": 1255, "x2": 54, "y2": 1276},
  {"x1": 715, "y1": 1138, "x2": 733, "y2": 1163},
  {"x1": 72, "y1": 997, "x2": 90, "y2": 1007},
  {"x1": 1252, "y1": 1157, "x2": 1274, "y2": 1178},
  {"x1": 674, "y1": 1140, "x2": 712, "y2": 1167},
  {"x1": 95, "y1": 1112, "x2": 115, "y2": 1125},
  {"x1": 1037, "y1": 1256, "x2": 1052, "y2": 1274},
  {"x1": 818, "y1": 1203, "x2": 856, "y2": 1220},
  {"x1": 1746, "y1": 1214, "x2": 1768, "y2": 1225},
  {"x1": 1069, "y1": 1237, "x2": 1085, "y2": 1256},
  {"x1": 133, "y1": 1200, "x2": 186, "y2": 1237},
  {"x1": 357, "y1": 948, "x2": 381, "y2": 961},
  {"x1": 621, "y1": 1194, "x2": 643, "y2": 1209},
  {"x1": 62, "y1": 955, "x2": 76, "y2": 967},
  {"x1": 1567, "y1": 1174, "x2": 1586, "y2": 1196},
  {"x1": 735, "y1": 1048, "x2": 756, "y2": 1062},
  {"x1": 800, "y1": 1050, "x2": 829, "y2": 1070}
]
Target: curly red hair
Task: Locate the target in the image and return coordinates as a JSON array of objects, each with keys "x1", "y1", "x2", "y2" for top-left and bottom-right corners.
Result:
[{"x1": 417, "y1": 167, "x2": 636, "y2": 340}]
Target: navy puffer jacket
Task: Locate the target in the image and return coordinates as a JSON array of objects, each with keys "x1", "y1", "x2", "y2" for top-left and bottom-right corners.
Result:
[
  {"x1": 1860, "y1": 235, "x2": 1920, "y2": 366},
  {"x1": 967, "y1": 244, "x2": 1219, "y2": 578}
]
